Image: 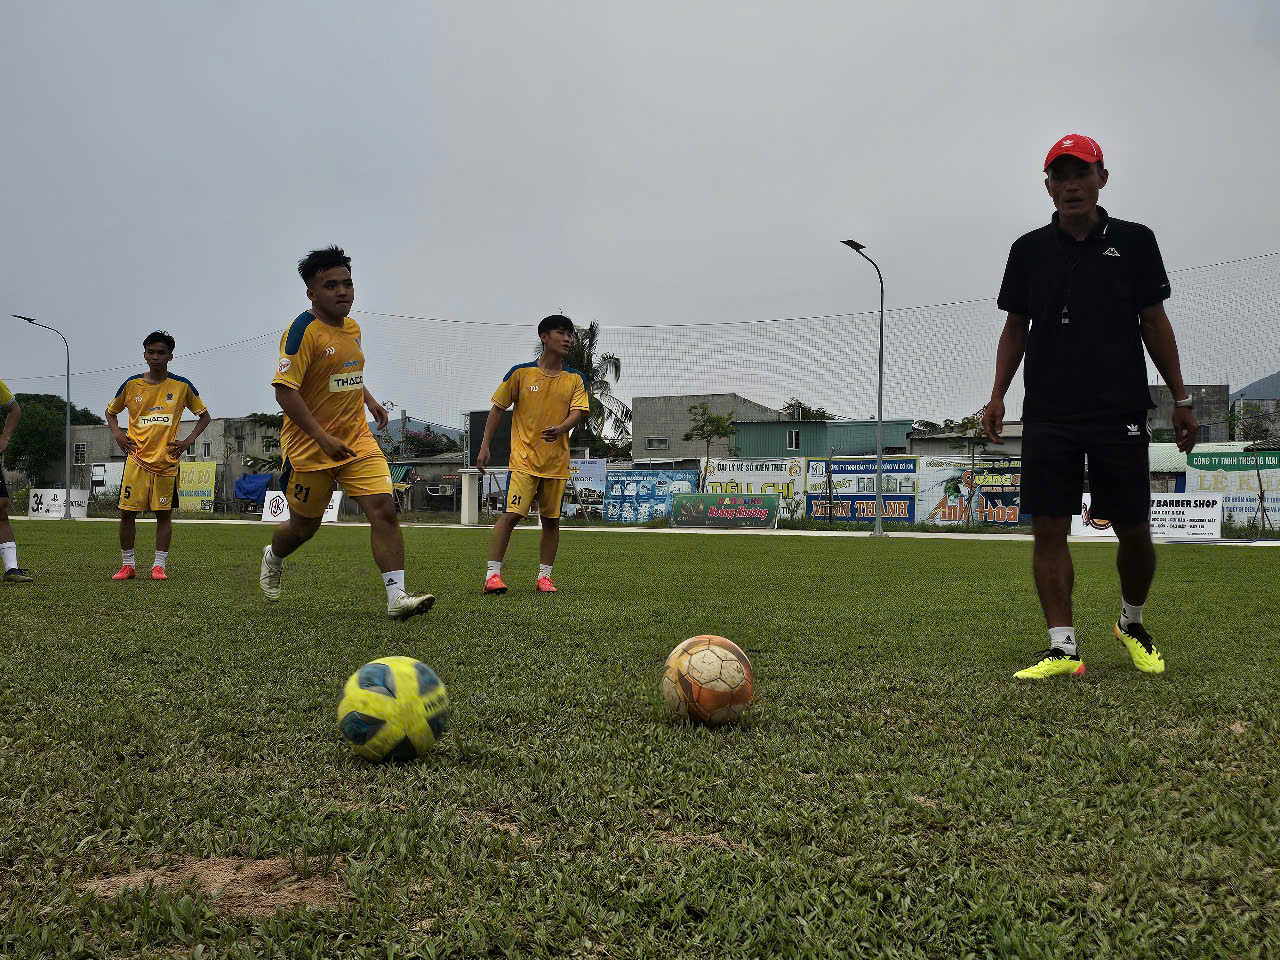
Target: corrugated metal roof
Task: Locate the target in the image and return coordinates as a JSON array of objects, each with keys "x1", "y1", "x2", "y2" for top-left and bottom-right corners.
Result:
[{"x1": 1148, "y1": 442, "x2": 1249, "y2": 474}]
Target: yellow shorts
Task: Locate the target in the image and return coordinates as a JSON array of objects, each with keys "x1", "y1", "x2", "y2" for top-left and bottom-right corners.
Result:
[
  {"x1": 119, "y1": 459, "x2": 178, "y2": 513},
  {"x1": 505, "y1": 471, "x2": 566, "y2": 519},
  {"x1": 284, "y1": 455, "x2": 392, "y2": 518}
]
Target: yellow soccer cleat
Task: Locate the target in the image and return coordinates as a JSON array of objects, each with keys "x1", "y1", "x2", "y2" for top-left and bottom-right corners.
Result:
[
  {"x1": 1014, "y1": 647, "x2": 1085, "y2": 680},
  {"x1": 1115, "y1": 621, "x2": 1165, "y2": 673}
]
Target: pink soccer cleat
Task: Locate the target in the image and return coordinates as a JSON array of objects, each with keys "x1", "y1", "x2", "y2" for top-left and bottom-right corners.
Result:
[
  {"x1": 112, "y1": 565, "x2": 136, "y2": 581},
  {"x1": 484, "y1": 573, "x2": 508, "y2": 595},
  {"x1": 536, "y1": 575, "x2": 557, "y2": 593},
  {"x1": 151, "y1": 566, "x2": 167, "y2": 581}
]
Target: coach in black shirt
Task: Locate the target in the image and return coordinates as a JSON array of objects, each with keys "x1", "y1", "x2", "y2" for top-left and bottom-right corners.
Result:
[{"x1": 981, "y1": 133, "x2": 1198, "y2": 680}]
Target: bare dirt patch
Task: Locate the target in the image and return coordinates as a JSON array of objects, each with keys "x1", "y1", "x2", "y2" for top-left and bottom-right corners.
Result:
[
  {"x1": 1229, "y1": 720, "x2": 1247, "y2": 735},
  {"x1": 467, "y1": 810, "x2": 543, "y2": 848},
  {"x1": 82, "y1": 857, "x2": 343, "y2": 917},
  {"x1": 654, "y1": 829, "x2": 747, "y2": 852}
]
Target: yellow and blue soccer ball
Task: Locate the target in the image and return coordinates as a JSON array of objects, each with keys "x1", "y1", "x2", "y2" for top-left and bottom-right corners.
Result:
[{"x1": 337, "y1": 656, "x2": 449, "y2": 762}]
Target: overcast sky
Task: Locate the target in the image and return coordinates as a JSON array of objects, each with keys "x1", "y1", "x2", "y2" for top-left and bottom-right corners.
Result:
[{"x1": 4, "y1": 1, "x2": 1278, "y2": 425}]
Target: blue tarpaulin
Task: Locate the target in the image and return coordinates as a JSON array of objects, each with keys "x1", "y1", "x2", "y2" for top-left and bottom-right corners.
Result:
[{"x1": 234, "y1": 473, "x2": 272, "y2": 504}]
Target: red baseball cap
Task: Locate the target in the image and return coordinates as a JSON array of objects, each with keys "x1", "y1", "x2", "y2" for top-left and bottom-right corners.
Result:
[{"x1": 1043, "y1": 134, "x2": 1104, "y2": 171}]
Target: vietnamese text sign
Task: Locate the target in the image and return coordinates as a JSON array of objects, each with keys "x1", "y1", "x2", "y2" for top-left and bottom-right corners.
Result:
[
  {"x1": 803, "y1": 457, "x2": 918, "y2": 522},
  {"x1": 919, "y1": 457, "x2": 1022, "y2": 525},
  {"x1": 261, "y1": 489, "x2": 343, "y2": 523},
  {"x1": 705, "y1": 458, "x2": 804, "y2": 518},
  {"x1": 28, "y1": 488, "x2": 89, "y2": 519},
  {"x1": 671, "y1": 493, "x2": 780, "y2": 528},
  {"x1": 1071, "y1": 494, "x2": 1222, "y2": 539},
  {"x1": 563, "y1": 458, "x2": 607, "y2": 518},
  {"x1": 177, "y1": 461, "x2": 217, "y2": 512},
  {"x1": 605, "y1": 469, "x2": 698, "y2": 523},
  {"x1": 1185, "y1": 450, "x2": 1280, "y2": 527}
]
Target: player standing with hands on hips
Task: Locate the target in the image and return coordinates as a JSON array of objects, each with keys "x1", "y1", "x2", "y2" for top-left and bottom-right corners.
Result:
[
  {"x1": 477, "y1": 315, "x2": 590, "y2": 594},
  {"x1": 982, "y1": 134, "x2": 1198, "y2": 680}
]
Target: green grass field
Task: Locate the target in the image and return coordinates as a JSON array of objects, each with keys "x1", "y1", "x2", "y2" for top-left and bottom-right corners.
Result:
[{"x1": 2, "y1": 520, "x2": 1276, "y2": 959}]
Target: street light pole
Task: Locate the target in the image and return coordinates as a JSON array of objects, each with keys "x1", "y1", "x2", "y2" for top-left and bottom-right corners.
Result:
[
  {"x1": 13, "y1": 315, "x2": 73, "y2": 519},
  {"x1": 839, "y1": 240, "x2": 886, "y2": 537}
]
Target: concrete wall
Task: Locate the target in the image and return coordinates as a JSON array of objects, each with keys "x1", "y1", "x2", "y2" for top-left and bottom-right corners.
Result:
[
  {"x1": 61, "y1": 417, "x2": 283, "y2": 502},
  {"x1": 1151, "y1": 384, "x2": 1228, "y2": 443},
  {"x1": 631, "y1": 393, "x2": 778, "y2": 461},
  {"x1": 908, "y1": 425, "x2": 1024, "y2": 458}
]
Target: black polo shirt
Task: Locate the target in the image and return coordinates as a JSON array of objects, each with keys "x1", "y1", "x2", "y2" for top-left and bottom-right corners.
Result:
[{"x1": 997, "y1": 206, "x2": 1170, "y2": 422}]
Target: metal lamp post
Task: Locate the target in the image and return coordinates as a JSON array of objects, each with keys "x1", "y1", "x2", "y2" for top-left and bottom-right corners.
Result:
[
  {"x1": 13, "y1": 315, "x2": 72, "y2": 519},
  {"x1": 839, "y1": 240, "x2": 886, "y2": 537}
]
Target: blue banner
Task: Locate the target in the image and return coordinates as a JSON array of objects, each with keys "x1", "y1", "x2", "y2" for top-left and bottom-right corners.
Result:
[
  {"x1": 804, "y1": 457, "x2": 919, "y2": 523},
  {"x1": 605, "y1": 469, "x2": 698, "y2": 523}
]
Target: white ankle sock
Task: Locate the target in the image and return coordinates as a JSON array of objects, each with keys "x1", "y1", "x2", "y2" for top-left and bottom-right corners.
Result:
[
  {"x1": 487, "y1": 561, "x2": 502, "y2": 579},
  {"x1": 264, "y1": 545, "x2": 284, "y2": 570},
  {"x1": 538, "y1": 563, "x2": 553, "y2": 580},
  {"x1": 384, "y1": 569, "x2": 406, "y2": 604},
  {"x1": 122, "y1": 549, "x2": 136, "y2": 567},
  {"x1": 153, "y1": 550, "x2": 168, "y2": 571},
  {"x1": 1120, "y1": 599, "x2": 1143, "y2": 629},
  {"x1": 1, "y1": 541, "x2": 16, "y2": 571},
  {"x1": 1048, "y1": 626, "x2": 1077, "y2": 656}
]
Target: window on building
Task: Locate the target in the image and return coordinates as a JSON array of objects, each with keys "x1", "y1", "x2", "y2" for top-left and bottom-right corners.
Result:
[
  {"x1": 786, "y1": 429, "x2": 800, "y2": 451},
  {"x1": 646, "y1": 437, "x2": 669, "y2": 450},
  {"x1": 202, "y1": 441, "x2": 211, "y2": 459},
  {"x1": 73, "y1": 442, "x2": 87, "y2": 465},
  {"x1": 236, "y1": 436, "x2": 244, "y2": 453}
]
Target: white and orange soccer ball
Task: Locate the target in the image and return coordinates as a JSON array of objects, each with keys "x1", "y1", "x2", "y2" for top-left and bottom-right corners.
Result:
[{"x1": 661, "y1": 635, "x2": 754, "y2": 727}]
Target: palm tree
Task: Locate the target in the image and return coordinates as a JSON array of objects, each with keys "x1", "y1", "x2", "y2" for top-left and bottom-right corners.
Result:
[{"x1": 540, "y1": 321, "x2": 632, "y2": 442}]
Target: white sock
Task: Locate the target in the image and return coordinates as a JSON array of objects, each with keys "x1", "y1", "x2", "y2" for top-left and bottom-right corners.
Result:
[
  {"x1": 1048, "y1": 626, "x2": 1077, "y2": 656},
  {"x1": 384, "y1": 569, "x2": 406, "y2": 604},
  {"x1": 153, "y1": 550, "x2": 168, "y2": 571},
  {"x1": 264, "y1": 545, "x2": 284, "y2": 570},
  {"x1": 122, "y1": 548, "x2": 136, "y2": 567},
  {"x1": 539, "y1": 563, "x2": 553, "y2": 581},
  {"x1": 1120, "y1": 599, "x2": 1143, "y2": 629},
  {"x1": 487, "y1": 560, "x2": 502, "y2": 579},
  {"x1": 1, "y1": 541, "x2": 16, "y2": 571}
]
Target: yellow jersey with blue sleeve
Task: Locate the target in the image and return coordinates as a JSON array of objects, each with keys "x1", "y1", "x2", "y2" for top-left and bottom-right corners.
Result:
[
  {"x1": 491, "y1": 362, "x2": 590, "y2": 479},
  {"x1": 272, "y1": 311, "x2": 382, "y2": 472},
  {"x1": 0, "y1": 379, "x2": 14, "y2": 409},
  {"x1": 106, "y1": 373, "x2": 208, "y2": 476}
]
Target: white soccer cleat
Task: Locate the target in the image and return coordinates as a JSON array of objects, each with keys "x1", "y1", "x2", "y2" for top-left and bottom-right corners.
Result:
[
  {"x1": 259, "y1": 546, "x2": 284, "y2": 601},
  {"x1": 387, "y1": 592, "x2": 436, "y2": 621}
]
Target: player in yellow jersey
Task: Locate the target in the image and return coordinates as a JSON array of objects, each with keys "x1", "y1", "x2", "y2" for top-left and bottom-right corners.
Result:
[
  {"x1": 477, "y1": 315, "x2": 590, "y2": 593},
  {"x1": 258, "y1": 246, "x2": 434, "y2": 620},
  {"x1": 105, "y1": 332, "x2": 212, "y2": 581},
  {"x1": 0, "y1": 379, "x2": 33, "y2": 583}
]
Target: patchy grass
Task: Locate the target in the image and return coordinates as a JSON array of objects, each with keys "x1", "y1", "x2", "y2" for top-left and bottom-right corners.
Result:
[{"x1": 1, "y1": 519, "x2": 1277, "y2": 959}]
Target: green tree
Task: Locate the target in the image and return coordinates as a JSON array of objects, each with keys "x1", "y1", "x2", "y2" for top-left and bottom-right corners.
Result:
[
  {"x1": 1239, "y1": 401, "x2": 1277, "y2": 443},
  {"x1": 541, "y1": 321, "x2": 631, "y2": 445},
  {"x1": 782, "y1": 397, "x2": 835, "y2": 420},
  {"x1": 242, "y1": 453, "x2": 284, "y2": 473},
  {"x1": 942, "y1": 408, "x2": 990, "y2": 527},
  {"x1": 3, "y1": 393, "x2": 104, "y2": 484},
  {"x1": 683, "y1": 403, "x2": 736, "y2": 483},
  {"x1": 244, "y1": 411, "x2": 284, "y2": 430}
]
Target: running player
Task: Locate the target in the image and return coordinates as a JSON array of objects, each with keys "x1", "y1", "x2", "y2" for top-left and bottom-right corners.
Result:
[
  {"x1": 106, "y1": 331, "x2": 212, "y2": 580},
  {"x1": 259, "y1": 245, "x2": 434, "y2": 620},
  {"x1": 477, "y1": 314, "x2": 590, "y2": 593},
  {"x1": 0, "y1": 379, "x2": 33, "y2": 583}
]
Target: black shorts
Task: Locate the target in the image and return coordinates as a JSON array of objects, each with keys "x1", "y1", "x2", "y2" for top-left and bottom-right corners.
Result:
[
  {"x1": 0, "y1": 469, "x2": 8, "y2": 501},
  {"x1": 1022, "y1": 417, "x2": 1151, "y2": 524}
]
